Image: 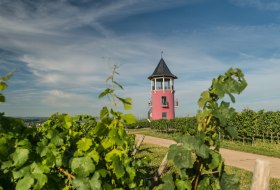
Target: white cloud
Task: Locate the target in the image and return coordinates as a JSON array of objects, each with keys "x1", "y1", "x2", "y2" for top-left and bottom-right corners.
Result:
[
  {"x1": 42, "y1": 90, "x2": 90, "y2": 107},
  {"x1": 1, "y1": 0, "x2": 280, "y2": 117}
]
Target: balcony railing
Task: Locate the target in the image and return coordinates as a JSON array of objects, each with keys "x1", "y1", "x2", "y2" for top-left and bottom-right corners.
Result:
[{"x1": 162, "y1": 102, "x2": 169, "y2": 107}]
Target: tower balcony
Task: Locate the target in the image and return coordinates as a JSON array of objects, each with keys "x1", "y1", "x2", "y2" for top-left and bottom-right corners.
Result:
[{"x1": 162, "y1": 102, "x2": 169, "y2": 108}]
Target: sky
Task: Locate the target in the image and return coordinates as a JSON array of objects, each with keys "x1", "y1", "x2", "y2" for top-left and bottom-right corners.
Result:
[{"x1": 1, "y1": 0, "x2": 280, "y2": 118}]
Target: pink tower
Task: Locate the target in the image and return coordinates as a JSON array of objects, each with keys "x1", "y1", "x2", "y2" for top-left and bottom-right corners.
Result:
[{"x1": 148, "y1": 58, "x2": 178, "y2": 120}]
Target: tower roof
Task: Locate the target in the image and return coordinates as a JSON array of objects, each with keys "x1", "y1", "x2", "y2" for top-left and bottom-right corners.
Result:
[{"x1": 148, "y1": 58, "x2": 177, "y2": 80}]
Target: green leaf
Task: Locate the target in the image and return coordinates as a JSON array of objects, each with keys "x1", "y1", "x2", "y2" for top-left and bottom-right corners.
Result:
[
  {"x1": 72, "y1": 177, "x2": 91, "y2": 190},
  {"x1": 1, "y1": 160, "x2": 12, "y2": 171},
  {"x1": 88, "y1": 149, "x2": 99, "y2": 163},
  {"x1": 30, "y1": 162, "x2": 50, "y2": 174},
  {"x1": 126, "y1": 166, "x2": 136, "y2": 181},
  {"x1": 221, "y1": 173, "x2": 240, "y2": 190},
  {"x1": 106, "y1": 75, "x2": 113, "y2": 82},
  {"x1": 77, "y1": 138, "x2": 92, "y2": 152},
  {"x1": 71, "y1": 157, "x2": 95, "y2": 177},
  {"x1": 51, "y1": 134, "x2": 64, "y2": 146},
  {"x1": 226, "y1": 126, "x2": 238, "y2": 139},
  {"x1": 198, "y1": 91, "x2": 211, "y2": 107},
  {"x1": 101, "y1": 137, "x2": 115, "y2": 150},
  {"x1": 12, "y1": 148, "x2": 29, "y2": 167},
  {"x1": 0, "y1": 82, "x2": 8, "y2": 91},
  {"x1": 94, "y1": 122, "x2": 109, "y2": 136},
  {"x1": 208, "y1": 150, "x2": 222, "y2": 169},
  {"x1": 212, "y1": 78, "x2": 226, "y2": 99},
  {"x1": 89, "y1": 172, "x2": 101, "y2": 190},
  {"x1": 16, "y1": 139, "x2": 31, "y2": 148},
  {"x1": 32, "y1": 173, "x2": 48, "y2": 189},
  {"x1": 197, "y1": 177, "x2": 210, "y2": 190},
  {"x1": 105, "y1": 149, "x2": 123, "y2": 162},
  {"x1": 0, "y1": 71, "x2": 13, "y2": 81},
  {"x1": 116, "y1": 96, "x2": 133, "y2": 110},
  {"x1": 179, "y1": 136, "x2": 209, "y2": 159},
  {"x1": 64, "y1": 115, "x2": 73, "y2": 129},
  {"x1": 97, "y1": 169, "x2": 107, "y2": 177},
  {"x1": 0, "y1": 94, "x2": 5, "y2": 102},
  {"x1": 123, "y1": 97, "x2": 132, "y2": 110},
  {"x1": 196, "y1": 143, "x2": 210, "y2": 159},
  {"x1": 100, "y1": 107, "x2": 109, "y2": 119},
  {"x1": 98, "y1": 88, "x2": 113, "y2": 98},
  {"x1": 175, "y1": 179, "x2": 192, "y2": 190},
  {"x1": 16, "y1": 175, "x2": 34, "y2": 190},
  {"x1": 122, "y1": 114, "x2": 136, "y2": 124},
  {"x1": 214, "y1": 101, "x2": 235, "y2": 127},
  {"x1": 113, "y1": 80, "x2": 123, "y2": 89},
  {"x1": 111, "y1": 155, "x2": 125, "y2": 179},
  {"x1": 168, "y1": 145, "x2": 193, "y2": 169},
  {"x1": 161, "y1": 174, "x2": 175, "y2": 190},
  {"x1": 228, "y1": 93, "x2": 235, "y2": 103},
  {"x1": 13, "y1": 165, "x2": 30, "y2": 180}
]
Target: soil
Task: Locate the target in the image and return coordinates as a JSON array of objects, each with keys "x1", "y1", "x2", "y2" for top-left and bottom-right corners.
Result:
[{"x1": 135, "y1": 134, "x2": 280, "y2": 179}]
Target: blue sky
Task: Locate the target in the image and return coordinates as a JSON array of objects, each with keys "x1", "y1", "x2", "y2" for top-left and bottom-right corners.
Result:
[{"x1": 1, "y1": 0, "x2": 280, "y2": 118}]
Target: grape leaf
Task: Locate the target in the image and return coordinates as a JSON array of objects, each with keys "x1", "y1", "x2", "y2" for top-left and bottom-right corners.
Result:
[
  {"x1": 71, "y1": 157, "x2": 95, "y2": 177},
  {"x1": 0, "y1": 82, "x2": 7, "y2": 91},
  {"x1": 122, "y1": 114, "x2": 136, "y2": 124},
  {"x1": 175, "y1": 179, "x2": 192, "y2": 190},
  {"x1": 221, "y1": 173, "x2": 240, "y2": 190},
  {"x1": 89, "y1": 172, "x2": 101, "y2": 190},
  {"x1": 168, "y1": 145, "x2": 193, "y2": 169},
  {"x1": 111, "y1": 155, "x2": 125, "y2": 179},
  {"x1": 11, "y1": 148, "x2": 29, "y2": 167},
  {"x1": 16, "y1": 175, "x2": 34, "y2": 190},
  {"x1": 77, "y1": 138, "x2": 92, "y2": 152}
]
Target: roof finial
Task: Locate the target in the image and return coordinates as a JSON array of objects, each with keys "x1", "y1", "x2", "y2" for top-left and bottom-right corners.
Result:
[{"x1": 161, "y1": 51, "x2": 163, "y2": 59}]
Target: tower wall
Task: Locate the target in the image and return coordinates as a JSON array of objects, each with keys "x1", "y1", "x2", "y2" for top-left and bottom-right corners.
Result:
[{"x1": 151, "y1": 90, "x2": 175, "y2": 120}]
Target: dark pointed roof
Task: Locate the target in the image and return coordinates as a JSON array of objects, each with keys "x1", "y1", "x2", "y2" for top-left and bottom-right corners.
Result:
[{"x1": 148, "y1": 58, "x2": 177, "y2": 80}]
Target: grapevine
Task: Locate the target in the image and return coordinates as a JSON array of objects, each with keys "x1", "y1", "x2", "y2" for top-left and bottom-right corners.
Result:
[
  {"x1": 0, "y1": 67, "x2": 149, "y2": 190},
  {"x1": 156, "y1": 68, "x2": 247, "y2": 190}
]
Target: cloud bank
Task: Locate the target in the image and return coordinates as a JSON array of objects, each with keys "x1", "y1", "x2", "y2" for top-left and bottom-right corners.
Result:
[{"x1": 0, "y1": 0, "x2": 280, "y2": 117}]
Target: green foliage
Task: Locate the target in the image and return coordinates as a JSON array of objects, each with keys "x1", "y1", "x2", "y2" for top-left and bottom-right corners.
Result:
[
  {"x1": 128, "y1": 117, "x2": 197, "y2": 136},
  {"x1": 0, "y1": 66, "x2": 148, "y2": 189},
  {"x1": 0, "y1": 71, "x2": 13, "y2": 103},
  {"x1": 226, "y1": 109, "x2": 280, "y2": 144},
  {"x1": 158, "y1": 68, "x2": 247, "y2": 190}
]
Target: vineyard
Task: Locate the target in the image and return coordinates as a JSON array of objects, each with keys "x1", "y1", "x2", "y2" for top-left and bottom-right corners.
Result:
[
  {"x1": 1, "y1": 67, "x2": 248, "y2": 189},
  {"x1": 128, "y1": 109, "x2": 280, "y2": 145}
]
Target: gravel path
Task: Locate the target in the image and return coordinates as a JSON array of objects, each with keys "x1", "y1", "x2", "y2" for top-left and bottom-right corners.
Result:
[{"x1": 135, "y1": 134, "x2": 280, "y2": 179}]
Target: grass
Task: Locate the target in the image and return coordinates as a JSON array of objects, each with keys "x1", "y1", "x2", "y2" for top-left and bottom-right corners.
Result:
[
  {"x1": 225, "y1": 166, "x2": 280, "y2": 190},
  {"x1": 137, "y1": 143, "x2": 280, "y2": 190},
  {"x1": 127, "y1": 128, "x2": 175, "y2": 140},
  {"x1": 220, "y1": 140, "x2": 280, "y2": 158},
  {"x1": 127, "y1": 128, "x2": 280, "y2": 159}
]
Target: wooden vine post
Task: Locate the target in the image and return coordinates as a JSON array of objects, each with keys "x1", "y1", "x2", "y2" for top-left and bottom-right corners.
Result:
[
  {"x1": 251, "y1": 159, "x2": 271, "y2": 190},
  {"x1": 132, "y1": 135, "x2": 145, "y2": 156},
  {"x1": 157, "y1": 152, "x2": 168, "y2": 177}
]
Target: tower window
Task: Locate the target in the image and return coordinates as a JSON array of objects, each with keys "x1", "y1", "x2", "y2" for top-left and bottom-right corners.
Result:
[
  {"x1": 164, "y1": 79, "x2": 170, "y2": 90},
  {"x1": 156, "y1": 80, "x2": 162, "y2": 90},
  {"x1": 162, "y1": 112, "x2": 167, "y2": 119},
  {"x1": 161, "y1": 96, "x2": 168, "y2": 107},
  {"x1": 152, "y1": 80, "x2": 155, "y2": 90}
]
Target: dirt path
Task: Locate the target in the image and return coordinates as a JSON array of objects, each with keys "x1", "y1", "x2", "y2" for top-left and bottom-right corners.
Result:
[{"x1": 135, "y1": 134, "x2": 280, "y2": 179}]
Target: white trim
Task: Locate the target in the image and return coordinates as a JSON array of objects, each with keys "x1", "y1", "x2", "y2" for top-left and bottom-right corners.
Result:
[{"x1": 163, "y1": 77, "x2": 165, "y2": 91}]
